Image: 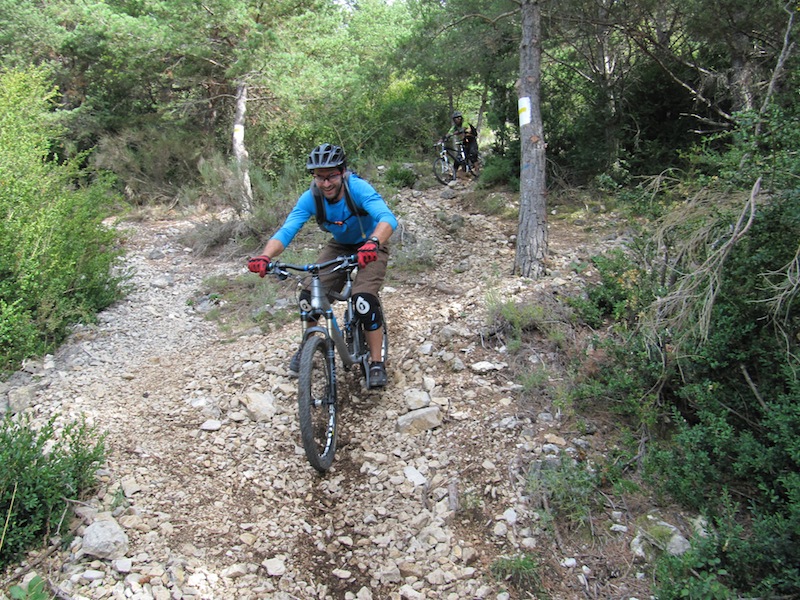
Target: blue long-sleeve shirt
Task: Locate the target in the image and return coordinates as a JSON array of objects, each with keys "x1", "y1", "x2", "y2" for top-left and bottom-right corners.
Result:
[{"x1": 271, "y1": 173, "x2": 397, "y2": 248}]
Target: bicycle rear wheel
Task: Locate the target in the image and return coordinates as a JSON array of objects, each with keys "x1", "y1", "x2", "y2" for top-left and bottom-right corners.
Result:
[
  {"x1": 433, "y1": 157, "x2": 456, "y2": 185},
  {"x1": 297, "y1": 335, "x2": 338, "y2": 472}
]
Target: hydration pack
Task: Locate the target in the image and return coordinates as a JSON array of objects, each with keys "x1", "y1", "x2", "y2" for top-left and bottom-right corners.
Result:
[{"x1": 310, "y1": 170, "x2": 367, "y2": 232}]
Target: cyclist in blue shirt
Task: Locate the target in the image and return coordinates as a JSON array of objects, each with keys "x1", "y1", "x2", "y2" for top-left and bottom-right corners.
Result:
[{"x1": 247, "y1": 143, "x2": 397, "y2": 388}]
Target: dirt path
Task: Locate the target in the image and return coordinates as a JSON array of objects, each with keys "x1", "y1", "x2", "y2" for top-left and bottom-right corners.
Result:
[{"x1": 2, "y1": 181, "x2": 652, "y2": 600}]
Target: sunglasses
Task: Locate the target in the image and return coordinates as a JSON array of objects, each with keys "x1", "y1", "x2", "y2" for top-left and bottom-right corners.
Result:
[{"x1": 313, "y1": 172, "x2": 342, "y2": 184}]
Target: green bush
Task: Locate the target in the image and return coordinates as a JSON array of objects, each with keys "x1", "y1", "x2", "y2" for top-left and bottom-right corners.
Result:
[
  {"x1": 576, "y1": 189, "x2": 800, "y2": 596},
  {"x1": 643, "y1": 195, "x2": 800, "y2": 595},
  {"x1": 479, "y1": 154, "x2": 519, "y2": 190},
  {"x1": 0, "y1": 67, "x2": 125, "y2": 373},
  {"x1": 0, "y1": 414, "x2": 106, "y2": 569},
  {"x1": 384, "y1": 163, "x2": 416, "y2": 188},
  {"x1": 92, "y1": 124, "x2": 212, "y2": 205},
  {"x1": 569, "y1": 247, "x2": 658, "y2": 329},
  {"x1": 654, "y1": 488, "x2": 800, "y2": 598},
  {"x1": 9, "y1": 574, "x2": 49, "y2": 600},
  {"x1": 654, "y1": 533, "x2": 737, "y2": 600},
  {"x1": 490, "y1": 553, "x2": 543, "y2": 595},
  {"x1": 688, "y1": 107, "x2": 800, "y2": 192},
  {"x1": 527, "y1": 456, "x2": 598, "y2": 529}
]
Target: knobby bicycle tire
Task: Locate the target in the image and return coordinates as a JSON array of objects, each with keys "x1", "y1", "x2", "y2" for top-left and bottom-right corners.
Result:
[
  {"x1": 297, "y1": 335, "x2": 338, "y2": 472},
  {"x1": 433, "y1": 157, "x2": 456, "y2": 185}
]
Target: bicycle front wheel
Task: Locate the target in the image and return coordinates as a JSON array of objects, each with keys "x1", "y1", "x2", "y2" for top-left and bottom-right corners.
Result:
[
  {"x1": 297, "y1": 335, "x2": 338, "y2": 472},
  {"x1": 433, "y1": 157, "x2": 456, "y2": 185}
]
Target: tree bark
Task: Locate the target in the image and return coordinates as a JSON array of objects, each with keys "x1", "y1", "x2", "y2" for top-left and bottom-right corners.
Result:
[
  {"x1": 233, "y1": 82, "x2": 253, "y2": 214},
  {"x1": 514, "y1": 0, "x2": 547, "y2": 278}
]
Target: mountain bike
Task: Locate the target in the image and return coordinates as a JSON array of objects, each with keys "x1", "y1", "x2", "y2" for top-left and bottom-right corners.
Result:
[
  {"x1": 268, "y1": 254, "x2": 388, "y2": 473},
  {"x1": 433, "y1": 134, "x2": 480, "y2": 185}
]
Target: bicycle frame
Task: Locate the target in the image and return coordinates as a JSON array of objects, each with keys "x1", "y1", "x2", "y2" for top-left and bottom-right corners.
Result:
[
  {"x1": 437, "y1": 139, "x2": 464, "y2": 169},
  {"x1": 272, "y1": 254, "x2": 368, "y2": 373},
  {"x1": 269, "y1": 254, "x2": 378, "y2": 472},
  {"x1": 433, "y1": 137, "x2": 479, "y2": 185}
]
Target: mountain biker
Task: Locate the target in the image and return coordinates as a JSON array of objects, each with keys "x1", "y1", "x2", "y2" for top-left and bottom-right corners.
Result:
[
  {"x1": 247, "y1": 143, "x2": 397, "y2": 388},
  {"x1": 445, "y1": 111, "x2": 479, "y2": 169}
]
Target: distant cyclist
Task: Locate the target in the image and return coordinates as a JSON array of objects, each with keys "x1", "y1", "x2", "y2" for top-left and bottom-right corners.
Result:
[
  {"x1": 247, "y1": 143, "x2": 397, "y2": 388},
  {"x1": 445, "y1": 110, "x2": 479, "y2": 168}
]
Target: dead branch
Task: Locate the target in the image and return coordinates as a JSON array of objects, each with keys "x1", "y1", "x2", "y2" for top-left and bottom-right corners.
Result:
[
  {"x1": 541, "y1": 493, "x2": 566, "y2": 553},
  {"x1": 740, "y1": 364, "x2": 769, "y2": 412},
  {"x1": 643, "y1": 179, "x2": 761, "y2": 354},
  {"x1": 759, "y1": 3, "x2": 797, "y2": 119},
  {"x1": 761, "y1": 244, "x2": 800, "y2": 326}
]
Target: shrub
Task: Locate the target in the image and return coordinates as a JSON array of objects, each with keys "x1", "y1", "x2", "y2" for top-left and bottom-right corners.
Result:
[
  {"x1": 8, "y1": 575, "x2": 49, "y2": 600},
  {"x1": 490, "y1": 553, "x2": 543, "y2": 595},
  {"x1": 487, "y1": 297, "x2": 548, "y2": 353},
  {"x1": 384, "y1": 163, "x2": 417, "y2": 188},
  {"x1": 569, "y1": 248, "x2": 658, "y2": 329},
  {"x1": 654, "y1": 534, "x2": 737, "y2": 600},
  {"x1": 91, "y1": 124, "x2": 214, "y2": 206},
  {"x1": 578, "y1": 188, "x2": 800, "y2": 596},
  {"x1": 0, "y1": 414, "x2": 106, "y2": 569},
  {"x1": 479, "y1": 154, "x2": 519, "y2": 190},
  {"x1": 527, "y1": 456, "x2": 598, "y2": 530},
  {"x1": 688, "y1": 107, "x2": 800, "y2": 192},
  {"x1": 0, "y1": 67, "x2": 125, "y2": 373}
]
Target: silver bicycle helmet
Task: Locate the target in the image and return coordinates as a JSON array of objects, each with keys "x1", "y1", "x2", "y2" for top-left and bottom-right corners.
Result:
[{"x1": 306, "y1": 143, "x2": 346, "y2": 171}]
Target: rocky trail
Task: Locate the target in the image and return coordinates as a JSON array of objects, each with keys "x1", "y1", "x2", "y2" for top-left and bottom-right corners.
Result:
[{"x1": 1, "y1": 179, "x2": 662, "y2": 600}]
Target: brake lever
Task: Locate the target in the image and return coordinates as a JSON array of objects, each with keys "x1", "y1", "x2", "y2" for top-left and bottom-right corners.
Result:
[{"x1": 271, "y1": 265, "x2": 290, "y2": 280}]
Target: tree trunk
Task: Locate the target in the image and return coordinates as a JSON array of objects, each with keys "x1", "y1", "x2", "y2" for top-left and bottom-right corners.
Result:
[
  {"x1": 233, "y1": 82, "x2": 253, "y2": 214},
  {"x1": 514, "y1": 0, "x2": 547, "y2": 278}
]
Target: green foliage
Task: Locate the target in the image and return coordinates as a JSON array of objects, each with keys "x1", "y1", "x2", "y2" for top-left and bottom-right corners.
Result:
[
  {"x1": 2, "y1": 0, "x2": 797, "y2": 206},
  {"x1": 0, "y1": 413, "x2": 106, "y2": 569},
  {"x1": 571, "y1": 337, "x2": 663, "y2": 424},
  {"x1": 569, "y1": 248, "x2": 658, "y2": 329},
  {"x1": 384, "y1": 163, "x2": 417, "y2": 188},
  {"x1": 478, "y1": 154, "x2": 519, "y2": 191},
  {"x1": 688, "y1": 106, "x2": 800, "y2": 192},
  {"x1": 573, "y1": 188, "x2": 800, "y2": 596},
  {"x1": 9, "y1": 575, "x2": 49, "y2": 600},
  {"x1": 92, "y1": 126, "x2": 213, "y2": 205},
  {"x1": 0, "y1": 67, "x2": 125, "y2": 373},
  {"x1": 640, "y1": 194, "x2": 800, "y2": 596},
  {"x1": 528, "y1": 456, "x2": 598, "y2": 530},
  {"x1": 541, "y1": 59, "x2": 612, "y2": 184},
  {"x1": 490, "y1": 553, "x2": 544, "y2": 596},
  {"x1": 487, "y1": 296, "x2": 549, "y2": 353},
  {"x1": 655, "y1": 535, "x2": 736, "y2": 600},
  {"x1": 654, "y1": 489, "x2": 800, "y2": 598}
]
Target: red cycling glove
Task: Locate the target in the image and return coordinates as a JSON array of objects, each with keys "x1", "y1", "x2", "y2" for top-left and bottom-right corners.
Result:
[
  {"x1": 247, "y1": 255, "x2": 272, "y2": 278},
  {"x1": 357, "y1": 240, "x2": 379, "y2": 269}
]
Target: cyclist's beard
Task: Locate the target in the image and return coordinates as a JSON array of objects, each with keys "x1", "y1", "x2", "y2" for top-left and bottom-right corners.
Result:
[{"x1": 323, "y1": 182, "x2": 344, "y2": 202}]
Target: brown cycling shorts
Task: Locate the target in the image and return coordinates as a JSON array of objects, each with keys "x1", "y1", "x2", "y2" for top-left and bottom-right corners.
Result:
[{"x1": 303, "y1": 239, "x2": 389, "y2": 299}]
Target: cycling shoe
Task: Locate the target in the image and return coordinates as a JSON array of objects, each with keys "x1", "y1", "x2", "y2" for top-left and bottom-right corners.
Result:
[{"x1": 368, "y1": 361, "x2": 387, "y2": 388}]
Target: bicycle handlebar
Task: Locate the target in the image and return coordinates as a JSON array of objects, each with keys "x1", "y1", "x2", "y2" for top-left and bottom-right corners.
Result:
[
  {"x1": 269, "y1": 254, "x2": 359, "y2": 303},
  {"x1": 269, "y1": 254, "x2": 359, "y2": 277}
]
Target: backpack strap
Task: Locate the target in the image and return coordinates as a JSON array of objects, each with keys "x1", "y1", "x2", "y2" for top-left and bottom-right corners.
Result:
[{"x1": 311, "y1": 171, "x2": 367, "y2": 232}]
